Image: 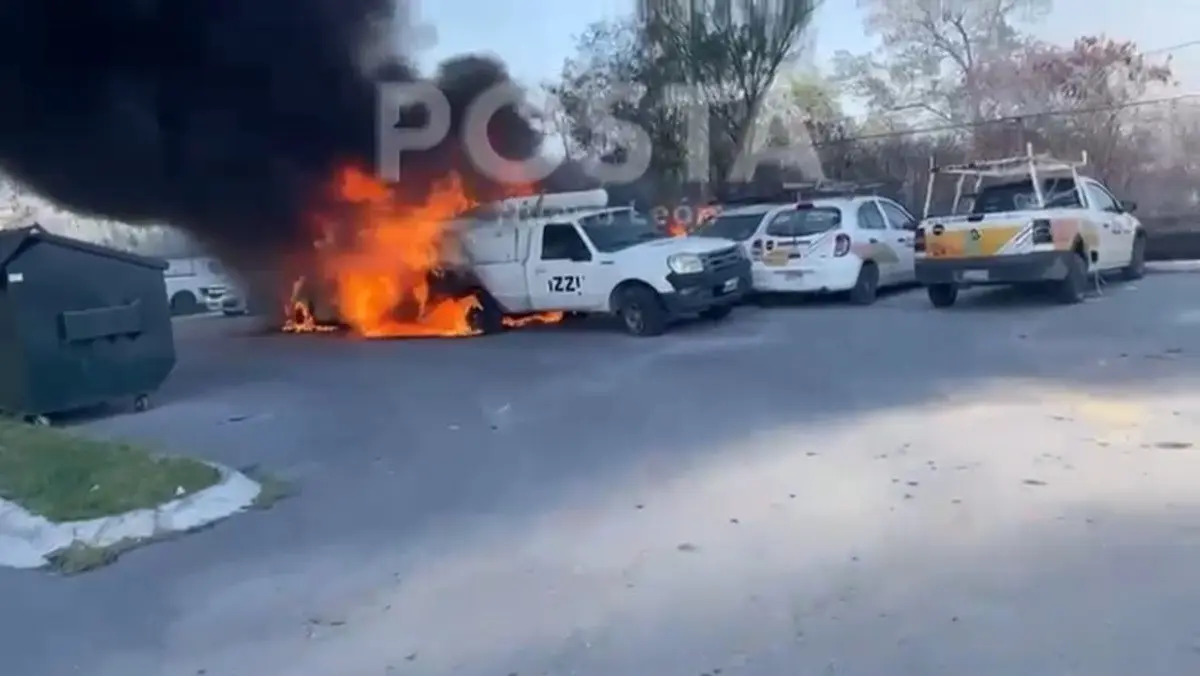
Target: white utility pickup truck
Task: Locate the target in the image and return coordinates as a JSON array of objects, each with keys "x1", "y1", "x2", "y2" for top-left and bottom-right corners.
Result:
[
  {"x1": 443, "y1": 189, "x2": 751, "y2": 336},
  {"x1": 914, "y1": 147, "x2": 1145, "y2": 307}
]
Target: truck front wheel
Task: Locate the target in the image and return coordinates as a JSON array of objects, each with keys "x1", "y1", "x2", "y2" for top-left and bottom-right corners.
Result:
[
  {"x1": 616, "y1": 285, "x2": 667, "y2": 336},
  {"x1": 1122, "y1": 233, "x2": 1146, "y2": 280}
]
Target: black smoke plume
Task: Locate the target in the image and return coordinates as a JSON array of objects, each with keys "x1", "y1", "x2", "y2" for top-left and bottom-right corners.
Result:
[{"x1": 0, "y1": 0, "x2": 541, "y2": 272}]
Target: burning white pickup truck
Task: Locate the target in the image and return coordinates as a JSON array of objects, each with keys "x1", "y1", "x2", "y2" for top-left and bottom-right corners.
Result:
[
  {"x1": 282, "y1": 179, "x2": 749, "y2": 337},
  {"x1": 438, "y1": 189, "x2": 751, "y2": 336}
]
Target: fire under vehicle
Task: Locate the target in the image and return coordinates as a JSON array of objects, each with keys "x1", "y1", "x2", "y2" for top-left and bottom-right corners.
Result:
[
  {"x1": 693, "y1": 181, "x2": 918, "y2": 304},
  {"x1": 914, "y1": 145, "x2": 1146, "y2": 307},
  {"x1": 437, "y1": 189, "x2": 752, "y2": 336}
]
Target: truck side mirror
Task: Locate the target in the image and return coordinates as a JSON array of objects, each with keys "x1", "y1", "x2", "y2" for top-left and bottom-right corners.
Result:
[{"x1": 1120, "y1": 200, "x2": 1137, "y2": 213}]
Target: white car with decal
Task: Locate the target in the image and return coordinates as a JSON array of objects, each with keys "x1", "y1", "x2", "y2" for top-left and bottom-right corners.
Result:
[
  {"x1": 442, "y1": 189, "x2": 751, "y2": 336},
  {"x1": 693, "y1": 194, "x2": 918, "y2": 304},
  {"x1": 913, "y1": 147, "x2": 1145, "y2": 307}
]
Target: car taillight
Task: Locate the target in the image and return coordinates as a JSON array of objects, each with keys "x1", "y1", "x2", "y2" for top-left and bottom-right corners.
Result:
[
  {"x1": 913, "y1": 228, "x2": 925, "y2": 253},
  {"x1": 750, "y1": 239, "x2": 763, "y2": 260},
  {"x1": 833, "y1": 234, "x2": 851, "y2": 257},
  {"x1": 1031, "y1": 218, "x2": 1053, "y2": 244}
]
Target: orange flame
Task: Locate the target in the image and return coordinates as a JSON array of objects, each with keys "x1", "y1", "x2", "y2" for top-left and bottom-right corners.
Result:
[
  {"x1": 284, "y1": 168, "x2": 555, "y2": 338},
  {"x1": 281, "y1": 277, "x2": 336, "y2": 333},
  {"x1": 502, "y1": 311, "x2": 564, "y2": 327},
  {"x1": 328, "y1": 168, "x2": 477, "y2": 337}
]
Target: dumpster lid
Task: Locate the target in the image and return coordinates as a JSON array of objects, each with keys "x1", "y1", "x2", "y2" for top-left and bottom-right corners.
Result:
[{"x1": 0, "y1": 224, "x2": 169, "y2": 270}]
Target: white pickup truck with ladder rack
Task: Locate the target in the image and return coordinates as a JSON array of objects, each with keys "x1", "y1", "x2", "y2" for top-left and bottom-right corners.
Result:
[{"x1": 914, "y1": 146, "x2": 1146, "y2": 307}]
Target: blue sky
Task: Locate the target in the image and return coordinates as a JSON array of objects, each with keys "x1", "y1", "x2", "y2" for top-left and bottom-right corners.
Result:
[
  {"x1": 412, "y1": 0, "x2": 1197, "y2": 88},
  {"x1": 411, "y1": 0, "x2": 863, "y2": 84}
]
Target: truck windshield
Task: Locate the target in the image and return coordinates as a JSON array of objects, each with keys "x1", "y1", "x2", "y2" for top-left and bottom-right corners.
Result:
[
  {"x1": 579, "y1": 211, "x2": 667, "y2": 252},
  {"x1": 693, "y1": 213, "x2": 763, "y2": 241},
  {"x1": 973, "y1": 178, "x2": 1081, "y2": 214}
]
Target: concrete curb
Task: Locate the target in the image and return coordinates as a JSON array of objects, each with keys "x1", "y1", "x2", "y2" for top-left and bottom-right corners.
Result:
[{"x1": 0, "y1": 465, "x2": 260, "y2": 569}]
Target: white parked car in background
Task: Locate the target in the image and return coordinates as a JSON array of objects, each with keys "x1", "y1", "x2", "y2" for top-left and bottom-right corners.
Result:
[
  {"x1": 693, "y1": 190, "x2": 918, "y2": 304},
  {"x1": 164, "y1": 256, "x2": 232, "y2": 315}
]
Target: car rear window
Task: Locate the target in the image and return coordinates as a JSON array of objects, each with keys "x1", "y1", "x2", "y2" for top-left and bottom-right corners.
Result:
[{"x1": 765, "y1": 207, "x2": 841, "y2": 237}]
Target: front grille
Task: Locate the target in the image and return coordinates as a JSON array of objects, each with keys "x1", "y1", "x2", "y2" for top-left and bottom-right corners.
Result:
[{"x1": 702, "y1": 246, "x2": 742, "y2": 273}]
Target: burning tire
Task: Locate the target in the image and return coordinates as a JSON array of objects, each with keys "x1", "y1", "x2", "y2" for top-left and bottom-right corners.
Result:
[{"x1": 470, "y1": 289, "x2": 505, "y2": 334}]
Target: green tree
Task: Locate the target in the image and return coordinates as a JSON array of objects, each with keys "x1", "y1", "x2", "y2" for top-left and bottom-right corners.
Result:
[
  {"x1": 548, "y1": 0, "x2": 819, "y2": 196},
  {"x1": 643, "y1": 0, "x2": 819, "y2": 183},
  {"x1": 546, "y1": 17, "x2": 693, "y2": 195}
]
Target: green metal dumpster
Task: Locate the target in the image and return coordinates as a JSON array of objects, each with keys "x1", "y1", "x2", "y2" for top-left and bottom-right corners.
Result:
[{"x1": 0, "y1": 225, "x2": 176, "y2": 420}]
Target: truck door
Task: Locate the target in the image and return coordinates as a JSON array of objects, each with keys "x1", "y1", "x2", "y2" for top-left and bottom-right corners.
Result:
[
  {"x1": 877, "y1": 199, "x2": 918, "y2": 284},
  {"x1": 1082, "y1": 181, "x2": 1128, "y2": 269},
  {"x1": 529, "y1": 222, "x2": 594, "y2": 311}
]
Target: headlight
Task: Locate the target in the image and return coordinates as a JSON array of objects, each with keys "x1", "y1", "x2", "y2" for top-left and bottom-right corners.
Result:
[{"x1": 667, "y1": 253, "x2": 704, "y2": 274}]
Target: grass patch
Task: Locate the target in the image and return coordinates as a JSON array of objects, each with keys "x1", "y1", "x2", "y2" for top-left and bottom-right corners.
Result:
[{"x1": 0, "y1": 418, "x2": 220, "y2": 522}]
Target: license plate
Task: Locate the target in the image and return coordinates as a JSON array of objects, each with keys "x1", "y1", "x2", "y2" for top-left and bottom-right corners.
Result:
[
  {"x1": 722, "y1": 278, "x2": 738, "y2": 292},
  {"x1": 961, "y1": 270, "x2": 989, "y2": 282},
  {"x1": 782, "y1": 271, "x2": 804, "y2": 279}
]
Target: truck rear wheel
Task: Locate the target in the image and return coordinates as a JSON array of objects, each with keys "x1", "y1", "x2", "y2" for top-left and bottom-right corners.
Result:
[
  {"x1": 1055, "y1": 250, "x2": 1087, "y2": 304},
  {"x1": 616, "y1": 285, "x2": 667, "y2": 336},
  {"x1": 927, "y1": 284, "x2": 958, "y2": 308}
]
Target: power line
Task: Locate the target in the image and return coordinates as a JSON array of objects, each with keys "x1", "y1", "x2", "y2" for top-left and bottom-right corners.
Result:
[
  {"x1": 815, "y1": 36, "x2": 1200, "y2": 147},
  {"x1": 813, "y1": 92, "x2": 1200, "y2": 147},
  {"x1": 1145, "y1": 38, "x2": 1200, "y2": 55}
]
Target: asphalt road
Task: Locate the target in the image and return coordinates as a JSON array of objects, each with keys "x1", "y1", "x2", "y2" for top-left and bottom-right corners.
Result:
[{"x1": 4, "y1": 274, "x2": 1200, "y2": 676}]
